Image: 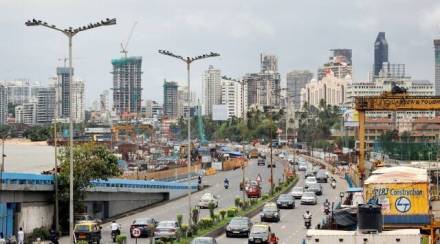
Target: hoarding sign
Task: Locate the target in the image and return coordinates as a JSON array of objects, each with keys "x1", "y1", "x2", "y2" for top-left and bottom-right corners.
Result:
[
  {"x1": 212, "y1": 104, "x2": 229, "y2": 121},
  {"x1": 343, "y1": 109, "x2": 359, "y2": 127}
]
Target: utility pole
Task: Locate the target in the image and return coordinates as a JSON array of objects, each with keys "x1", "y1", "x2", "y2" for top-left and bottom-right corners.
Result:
[{"x1": 268, "y1": 107, "x2": 274, "y2": 195}]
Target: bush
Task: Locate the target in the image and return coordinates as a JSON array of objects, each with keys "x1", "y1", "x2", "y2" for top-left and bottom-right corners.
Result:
[
  {"x1": 189, "y1": 224, "x2": 198, "y2": 236},
  {"x1": 242, "y1": 200, "x2": 250, "y2": 210},
  {"x1": 250, "y1": 199, "x2": 258, "y2": 206},
  {"x1": 177, "y1": 214, "x2": 183, "y2": 227},
  {"x1": 274, "y1": 186, "x2": 282, "y2": 192},
  {"x1": 213, "y1": 213, "x2": 220, "y2": 223},
  {"x1": 30, "y1": 227, "x2": 50, "y2": 241},
  {"x1": 262, "y1": 194, "x2": 269, "y2": 200},
  {"x1": 219, "y1": 209, "x2": 227, "y2": 219},
  {"x1": 77, "y1": 241, "x2": 89, "y2": 244},
  {"x1": 227, "y1": 207, "x2": 238, "y2": 217},
  {"x1": 234, "y1": 197, "x2": 241, "y2": 208},
  {"x1": 116, "y1": 235, "x2": 127, "y2": 244},
  {"x1": 208, "y1": 202, "x2": 216, "y2": 219},
  {"x1": 199, "y1": 217, "x2": 214, "y2": 229},
  {"x1": 181, "y1": 224, "x2": 189, "y2": 237}
]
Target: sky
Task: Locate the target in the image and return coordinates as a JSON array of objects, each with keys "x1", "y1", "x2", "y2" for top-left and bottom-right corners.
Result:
[{"x1": 1, "y1": 0, "x2": 440, "y2": 107}]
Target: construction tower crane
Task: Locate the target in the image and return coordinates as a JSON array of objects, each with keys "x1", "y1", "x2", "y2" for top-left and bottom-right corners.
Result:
[{"x1": 120, "y1": 22, "x2": 138, "y2": 58}]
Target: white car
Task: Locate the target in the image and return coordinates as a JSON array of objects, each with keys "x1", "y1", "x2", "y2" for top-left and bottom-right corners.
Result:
[
  {"x1": 305, "y1": 176, "x2": 317, "y2": 185},
  {"x1": 301, "y1": 191, "x2": 317, "y2": 205},
  {"x1": 290, "y1": 186, "x2": 304, "y2": 199},
  {"x1": 298, "y1": 163, "x2": 307, "y2": 171},
  {"x1": 287, "y1": 155, "x2": 294, "y2": 164},
  {"x1": 197, "y1": 193, "x2": 218, "y2": 209}
]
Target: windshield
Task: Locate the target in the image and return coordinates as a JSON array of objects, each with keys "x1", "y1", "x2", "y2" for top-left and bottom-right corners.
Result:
[
  {"x1": 251, "y1": 226, "x2": 268, "y2": 234},
  {"x1": 230, "y1": 218, "x2": 248, "y2": 225},
  {"x1": 157, "y1": 221, "x2": 176, "y2": 228},
  {"x1": 293, "y1": 187, "x2": 303, "y2": 192},
  {"x1": 134, "y1": 218, "x2": 152, "y2": 225},
  {"x1": 279, "y1": 194, "x2": 291, "y2": 200},
  {"x1": 75, "y1": 225, "x2": 90, "y2": 232},
  {"x1": 201, "y1": 194, "x2": 213, "y2": 200},
  {"x1": 303, "y1": 192, "x2": 315, "y2": 197},
  {"x1": 263, "y1": 204, "x2": 277, "y2": 211}
]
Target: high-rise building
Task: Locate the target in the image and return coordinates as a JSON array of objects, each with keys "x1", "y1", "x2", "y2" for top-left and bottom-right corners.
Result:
[
  {"x1": 163, "y1": 80, "x2": 179, "y2": 119},
  {"x1": 286, "y1": 70, "x2": 313, "y2": 109},
  {"x1": 374, "y1": 32, "x2": 389, "y2": 77},
  {"x1": 0, "y1": 85, "x2": 7, "y2": 125},
  {"x1": 111, "y1": 56, "x2": 143, "y2": 116},
  {"x1": 202, "y1": 65, "x2": 222, "y2": 115},
  {"x1": 261, "y1": 54, "x2": 278, "y2": 72},
  {"x1": 56, "y1": 67, "x2": 73, "y2": 119},
  {"x1": 434, "y1": 39, "x2": 440, "y2": 95},
  {"x1": 71, "y1": 80, "x2": 85, "y2": 123},
  {"x1": 36, "y1": 86, "x2": 56, "y2": 124},
  {"x1": 300, "y1": 76, "x2": 349, "y2": 108},
  {"x1": 318, "y1": 49, "x2": 353, "y2": 80},
  {"x1": 221, "y1": 78, "x2": 246, "y2": 118},
  {"x1": 99, "y1": 90, "x2": 110, "y2": 112},
  {"x1": 0, "y1": 80, "x2": 41, "y2": 106},
  {"x1": 15, "y1": 102, "x2": 37, "y2": 125}
]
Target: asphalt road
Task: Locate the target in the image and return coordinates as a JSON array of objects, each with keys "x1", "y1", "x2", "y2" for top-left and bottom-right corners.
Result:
[
  {"x1": 215, "y1": 169, "x2": 348, "y2": 244},
  {"x1": 61, "y1": 157, "x2": 286, "y2": 244}
]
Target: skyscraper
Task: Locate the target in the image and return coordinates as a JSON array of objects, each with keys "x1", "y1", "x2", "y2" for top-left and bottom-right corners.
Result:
[
  {"x1": 221, "y1": 78, "x2": 246, "y2": 118},
  {"x1": 374, "y1": 32, "x2": 389, "y2": 76},
  {"x1": 0, "y1": 85, "x2": 7, "y2": 125},
  {"x1": 112, "y1": 56, "x2": 143, "y2": 117},
  {"x1": 71, "y1": 80, "x2": 85, "y2": 123},
  {"x1": 261, "y1": 54, "x2": 278, "y2": 72},
  {"x1": 317, "y1": 49, "x2": 352, "y2": 80},
  {"x1": 286, "y1": 70, "x2": 313, "y2": 109},
  {"x1": 434, "y1": 39, "x2": 440, "y2": 95},
  {"x1": 57, "y1": 67, "x2": 73, "y2": 119},
  {"x1": 36, "y1": 86, "x2": 56, "y2": 124},
  {"x1": 202, "y1": 65, "x2": 222, "y2": 116},
  {"x1": 99, "y1": 90, "x2": 110, "y2": 112},
  {"x1": 163, "y1": 80, "x2": 179, "y2": 119}
]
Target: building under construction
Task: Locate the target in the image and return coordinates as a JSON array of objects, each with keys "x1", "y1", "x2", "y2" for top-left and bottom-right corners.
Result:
[{"x1": 111, "y1": 56, "x2": 143, "y2": 117}]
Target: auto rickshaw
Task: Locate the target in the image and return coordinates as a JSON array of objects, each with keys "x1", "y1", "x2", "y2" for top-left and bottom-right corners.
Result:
[{"x1": 74, "y1": 221, "x2": 102, "y2": 244}]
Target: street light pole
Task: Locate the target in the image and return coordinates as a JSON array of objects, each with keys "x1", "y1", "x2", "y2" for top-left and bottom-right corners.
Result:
[
  {"x1": 159, "y1": 50, "x2": 220, "y2": 227},
  {"x1": 26, "y1": 18, "x2": 116, "y2": 242}
]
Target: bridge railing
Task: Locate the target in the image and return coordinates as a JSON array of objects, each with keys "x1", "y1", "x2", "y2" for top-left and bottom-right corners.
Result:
[{"x1": 0, "y1": 172, "x2": 54, "y2": 185}]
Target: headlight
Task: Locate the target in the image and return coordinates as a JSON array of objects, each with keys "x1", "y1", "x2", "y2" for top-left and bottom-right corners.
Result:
[
  {"x1": 274, "y1": 212, "x2": 279, "y2": 216},
  {"x1": 226, "y1": 226, "x2": 231, "y2": 231}
]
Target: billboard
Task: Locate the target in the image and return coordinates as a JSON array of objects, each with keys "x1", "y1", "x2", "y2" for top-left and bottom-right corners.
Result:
[
  {"x1": 212, "y1": 104, "x2": 229, "y2": 121},
  {"x1": 343, "y1": 109, "x2": 359, "y2": 127}
]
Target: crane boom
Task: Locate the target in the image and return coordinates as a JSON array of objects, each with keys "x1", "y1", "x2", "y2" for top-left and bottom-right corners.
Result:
[{"x1": 120, "y1": 21, "x2": 138, "y2": 58}]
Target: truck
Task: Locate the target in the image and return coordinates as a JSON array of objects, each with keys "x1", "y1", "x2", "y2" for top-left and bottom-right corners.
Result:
[{"x1": 305, "y1": 229, "x2": 422, "y2": 244}]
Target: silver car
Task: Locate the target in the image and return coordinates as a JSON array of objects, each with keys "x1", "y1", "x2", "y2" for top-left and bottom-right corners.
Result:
[
  {"x1": 197, "y1": 193, "x2": 219, "y2": 209},
  {"x1": 154, "y1": 221, "x2": 180, "y2": 240},
  {"x1": 300, "y1": 191, "x2": 317, "y2": 205},
  {"x1": 290, "y1": 186, "x2": 304, "y2": 199},
  {"x1": 298, "y1": 163, "x2": 307, "y2": 171}
]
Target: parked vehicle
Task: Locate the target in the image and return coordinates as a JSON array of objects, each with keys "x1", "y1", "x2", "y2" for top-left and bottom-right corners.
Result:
[
  {"x1": 248, "y1": 224, "x2": 272, "y2": 244},
  {"x1": 74, "y1": 221, "x2": 102, "y2": 244},
  {"x1": 191, "y1": 237, "x2": 217, "y2": 244},
  {"x1": 267, "y1": 161, "x2": 276, "y2": 168},
  {"x1": 290, "y1": 186, "x2": 304, "y2": 199},
  {"x1": 260, "y1": 203, "x2": 280, "y2": 222},
  {"x1": 226, "y1": 217, "x2": 252, "y2": 238},
  {"x1": 276, "y1": 194, "x2": 295, "y2": 209},
  {"x1": 197, "y1": 193, "x2": 219, "y2": 208},
  {"x1": 154, "y1": 221, "x2": 180, "y2": 241},
  {"x1": 301, "y1": 191, "x2": 318, "y2": 205},
  {"x1": 130, "y1": 218, "x2": 157, "y2": 238},
  {"x1": 257, "y1": 159, "x2": 265, "y2": 166}
]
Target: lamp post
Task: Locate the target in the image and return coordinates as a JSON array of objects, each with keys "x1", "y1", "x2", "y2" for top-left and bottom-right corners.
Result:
[
  {"x1": 25, "y1": 18, "x2": 116, "y2": 242},
  {"x1": 158, "y1": 50, "x2": 220, "y2": 227}
]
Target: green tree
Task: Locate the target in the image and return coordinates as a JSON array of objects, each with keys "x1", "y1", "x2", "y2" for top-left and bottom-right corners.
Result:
[
  {"x1": 23, "y1": 125, "x2": 51, "y2": 141},
  {"x1": 57, "y1": 143, "x2": 121, "y2": 229}
]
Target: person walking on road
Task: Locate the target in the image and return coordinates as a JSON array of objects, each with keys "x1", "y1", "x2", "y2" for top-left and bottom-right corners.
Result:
[{"x1": 17, "y1": 227, "x2": 24, "y2": 244}]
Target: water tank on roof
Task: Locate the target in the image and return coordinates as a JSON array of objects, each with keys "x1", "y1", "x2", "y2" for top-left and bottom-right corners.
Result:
[{"x1": 358, "y1": 203, "x2": 383, "y2": 233}]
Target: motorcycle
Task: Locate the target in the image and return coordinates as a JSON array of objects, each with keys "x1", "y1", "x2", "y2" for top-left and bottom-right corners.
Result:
[
  {"x1": 224, "y1": 182, "x2": 229, "y2": 189},
  {"x1": 324, "y1": 207, "x2": 330, "y2": 215},
  {"x1": 111, "y1": 229, "x2": 120, "y2": 242},
  {"x1": 304, "y1": 218, "x2": 311, "y2": 229},
  {"x1": 331, "y1": 181, "x2": 336, "y2": 189}
]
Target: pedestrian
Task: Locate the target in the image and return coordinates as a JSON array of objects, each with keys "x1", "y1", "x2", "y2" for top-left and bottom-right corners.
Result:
[{"x1": 17, "y1": 228, "x2": 24, "y2": 244}]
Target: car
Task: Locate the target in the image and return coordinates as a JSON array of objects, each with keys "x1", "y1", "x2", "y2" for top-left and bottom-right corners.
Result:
[
  {"x1": 260, "y1": 203, "x2": 280, "y2": 222},
  {"x1": 305, "y1": 169, "x2": 315, "y2": 178},
  {"x1": 197, "y1": 193, "x2": 219, "y2": 209},
  {"x1": 74, "y1": 221, "x2": 101, "y2": 244},
  {"x1": 290, "y1": 186, "x2": 304, "y2": 199},
  {"x1": 191, "y1": 237, "x2": 217, "y2": 244},
  {"x1": 130, "y1": 218, "x2": 157, "y2": 238},
  {"x1": 287, "y1": 155, "x2": 295, "y2": 164},
  {"x1": 257, "y1": 159, "x2": 265, "y2": 166},
  {"x1": 276, "y1": 194, "x2": 295, "y2": 209},
  {"x1": 154, "y1": 221, "x2": 180, "y2": 240},
  {"x1": 312, "y1": 166, "x2": 321, "y2": 175},
  {"x1": 298, "y1": 163, "x2": 307, "y2": 171},
  {"x1": 226, "y1": 217, "x2": 252, "y2": 238},
  {"x1": 305, "y1": 183, "x2": 323, "y2": 195},
  {"x1": 248, "y1": 224, "x2": 272, "y2": 244},
  {"x1": 301, "y1": 191, "x2": 318, "y2": 205},
  {"x1": 278, "y1": 152, "x2": 286, "y2": 159},
  {"x1": 246, "y1": 185, "x2": 262, "y2": 198},
  {"x1": 305, "y1": 176, "x2": 317, "y2": 185},
  {"x1": 316, "y1": 170, "x2": 329, "y2": 183}
]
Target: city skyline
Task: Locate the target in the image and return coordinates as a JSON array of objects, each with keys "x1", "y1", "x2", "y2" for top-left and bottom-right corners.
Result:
[{"x1": 1, "y1": 1, "x2": 440, "y2": 105}]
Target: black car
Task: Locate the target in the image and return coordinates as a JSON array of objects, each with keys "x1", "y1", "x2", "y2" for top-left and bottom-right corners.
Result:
[
  {"x1": 130, "y1": 218, "x2": 157, "y2": 238},
  {"x1": 276, "y1": 194, "x2": 295, "y2": 209},
  {"x1": 226, "y1": 217, "x2": 252, "y2": 238},
  {"x1": 260, "y1": 203, "x2": 280, "y2": 222},
  {"x1": 316, "y1": 170, "x2": 328, "y2": 183},
  {"x1": 257, "y1": 159, "x2": 265, "y2": 166},
  {"x1": 267, "y1": 161, "x2": 276, "y2": 168}
]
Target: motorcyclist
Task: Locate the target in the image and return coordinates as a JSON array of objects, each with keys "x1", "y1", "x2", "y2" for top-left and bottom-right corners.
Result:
[
  {"x1": 303, "y1": 210, "x2": 312, "y2": 225},
  {"x1": 111, "y1": 221, "x2": 121, "y2": 240},
  {"x1": 198, "y1": 175, "x2": 202, "y2": 185},
  {"x1": 49, "y1": 229, "x2": 58, "y2": 244},
  {"x1": 323, "y1": 199, "x2": 330, "y2": 214},
  {"x1": 224, "y1": 178, "x2": 229, "y2": 185}
]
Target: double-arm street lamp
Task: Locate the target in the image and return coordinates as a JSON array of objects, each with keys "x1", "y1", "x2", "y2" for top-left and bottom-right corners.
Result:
[
  {"x1": 158, "y1": 50, "x2": 220, "y2": 227},
  {"x1": 25, "y1": 18, "x2": 116, "y2": 242}
]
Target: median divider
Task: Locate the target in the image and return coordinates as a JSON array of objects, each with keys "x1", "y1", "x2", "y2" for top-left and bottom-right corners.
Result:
[
  {"x1": 175, "y1": 176, "x2": 299, "y2": 243},
  {"x1": 205, "y1": 168, "x2": 217, "y2": 176}
]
